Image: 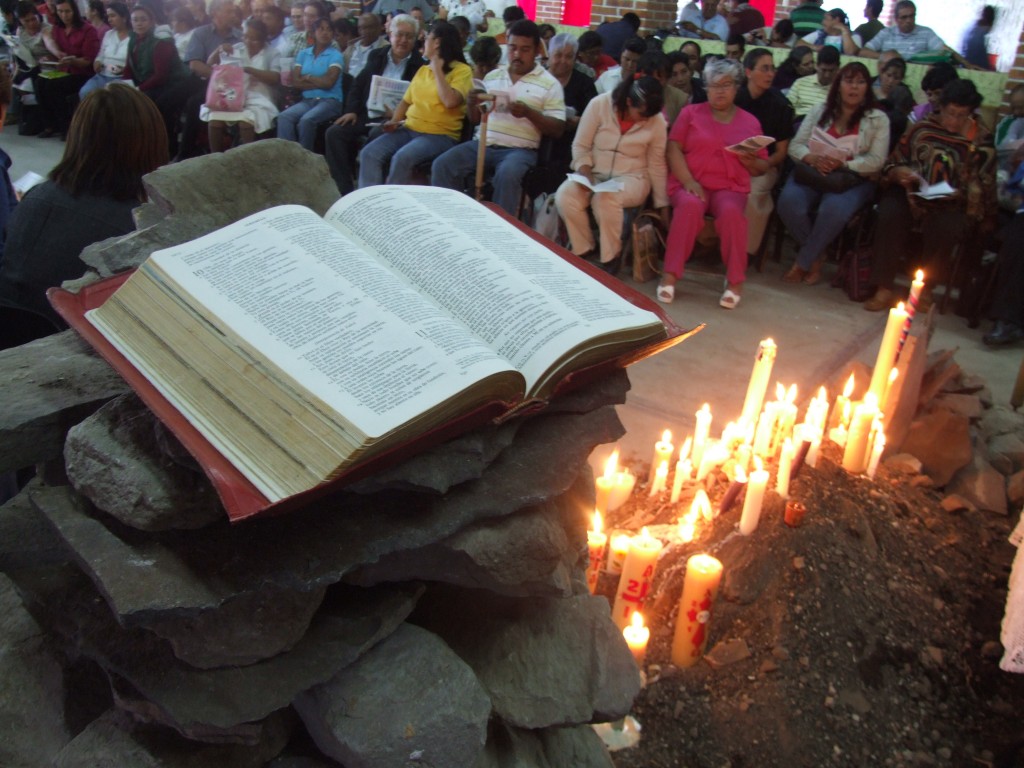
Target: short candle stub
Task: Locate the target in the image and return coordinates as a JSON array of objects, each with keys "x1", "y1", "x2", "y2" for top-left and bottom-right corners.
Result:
[{"x1": 784, "y1": 501, "x2": 806, "y2": 528}]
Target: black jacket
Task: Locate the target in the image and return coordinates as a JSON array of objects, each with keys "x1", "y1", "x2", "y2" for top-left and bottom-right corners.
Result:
[{"x1": 344, "y1": 44, "x2": 425, "y2": 120}]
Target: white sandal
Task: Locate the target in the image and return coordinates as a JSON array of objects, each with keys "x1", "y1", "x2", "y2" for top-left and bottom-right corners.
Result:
[
  {"x1": 657, "y1": 284, "x2": 675, "y2": 304},
  {"x1": 719, "y1": 288, "x2": 741, "y2": 309}
]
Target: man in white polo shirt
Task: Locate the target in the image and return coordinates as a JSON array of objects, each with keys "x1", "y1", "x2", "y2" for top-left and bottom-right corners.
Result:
[
  {"x1": 431, "y1": 19, "x2": 565, "y2": 215},
  {"x1": 858, "y1": 0, "x2": 968, "y2": 65}
]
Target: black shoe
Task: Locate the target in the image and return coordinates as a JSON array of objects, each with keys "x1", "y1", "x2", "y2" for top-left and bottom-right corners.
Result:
[
  {"x1": 596, "y1": 254, "x2": 622, "y2": 275},
  {"x1": 983, "y1": 321, "x2": 1024, "y2": 347},
  {"x1": 575, "y1": 248, "x2": 598, "y2": 262}
]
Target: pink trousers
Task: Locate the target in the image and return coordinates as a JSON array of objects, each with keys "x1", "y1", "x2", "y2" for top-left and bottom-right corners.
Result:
[{"x1": 665, "y1": 187, "x2": 749, "y2": 286}]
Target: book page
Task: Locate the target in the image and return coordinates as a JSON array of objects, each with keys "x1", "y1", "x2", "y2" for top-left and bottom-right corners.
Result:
[
  {"x1": 100, "y1": 205, "x2": 518, "y2": 438},
  {"x1": 323, "y1": 186, "x2": 663, "y2": 395},
  {"x1": 726, "y1": 135, "x2": 773, "y2": 153},
  {"x1": 567, "y1": 173, "x2": 625, "y2": 193},
  {"x1": 367, "y1": 74, "x2": 409, "y2": 113}
]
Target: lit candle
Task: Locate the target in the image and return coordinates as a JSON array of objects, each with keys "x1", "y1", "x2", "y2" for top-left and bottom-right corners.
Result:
[
  {"x1": 623, "y1": 611, "x2": 650, "y2": 664},
  {"x1": 691, "y1": 404, "x2": 712, "y2": 472},
  {"x1": 776, "y1": 437, "x2": 794, "y2": 499},
  {"x1": 692, "y1": 487, "x2": 713, "y2": 522},
  {"x1": 866, "y1": 426, "x2": 886, "y2": 479},
  {"x1": 868, "y1": 302, "x2": 908, "y2": 402},
  {"x1": 789, "y1": 430, "x2": 812, "y2": 480},
  {"x1": 829, "y1": 399, "x2": 851, "y2": 446},
  {"x1": 648, "y1": 430, "x2": 674, "y2": 486},
  {"x1": 897, "y1": 269, "x2": 925, "y2": 358},
  {"x1": 595, "y1": 450, "x2": 618, "y2": 516},
  {"x1": 772, "y1": 384, "x2": 798, "y2": 456},
  {"x1": 670, "y1": 457, "x2": 692, "y2": 503},
  {"x1": 735, "y1": 441, "x2": 752, "y2": 474},
  {"x1": 842, "y1": 393, "x2": 879, "y2": 474},
  {"x1": 607, "y1": 532, "x2": 631, "y2": 574},
  {"x1": 739, "y1": 338, "x2": 777, "y2": 429},
  {"x1": 678, "y1": 514, "x2": 696, "y2": 543},
  {"x1": 717, "y1": 466, "x2": 747, "y2": 515},
  {"x1": 881, "y1": 367, "x2": 898, "y2": 417},
  {"x1": 606, "y1": 470, "x2": 636, "y2": 512},
  {"x1": 649, "y1": 460, "x2": 669, "y2": 497},
  {"x1": 739, "y1": 457, "x2": 769, "y2": 535},
  {"x1": 670, "y1": 553, "x2": 724, "y2": 668},
  {"x1": 696, "y1": 440, "x2": 728, "y2": 482},
  {"x1": 586, "y1": 511, "x2": 607, "y2": 594},
  {"x1": 678, "y1": 435, "x2": 693, "y2": 463},
  {"x1": 753, "y1": 402, "x2": 777, "y2": 457},
  {"x1": 830, "y1": 374, "x2": 855, "y2": 429},
  {"x1": 612, "y1": 527, "x2": 664, "y2": 630}
]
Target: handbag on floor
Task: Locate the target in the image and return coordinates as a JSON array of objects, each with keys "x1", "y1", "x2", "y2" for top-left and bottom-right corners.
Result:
[
  {"x1": 630, "y1": 209, "x2": 665, "y2": 283},
  {"x1": 831, "y1": 244, "x2": 875, "y2": 302}
]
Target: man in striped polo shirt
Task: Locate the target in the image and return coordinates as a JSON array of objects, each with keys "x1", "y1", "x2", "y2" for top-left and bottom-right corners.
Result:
[{"x1": 431, "y1": 19, "x2": 565, "y2": 215}]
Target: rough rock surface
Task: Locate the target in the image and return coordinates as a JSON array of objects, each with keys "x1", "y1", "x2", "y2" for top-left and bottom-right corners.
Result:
[
  {"x1": 948, "y1": 454, "x2": 1009, "y2": 515},
  {"x1": 413, "y1": 586, "x2": 641, "y2": 729},
  {"x1": 64, "y1": 394, "x2": 222, "y2": 531},
  {"x1": 988, "y1": 433, "x2": 1024, "y2": 474},
  {"x1": 1009, "y1": 470, "x2": 1024, "y2": 507},
  {"x1": 900, "y1": 409, "x2": 972, "y2": 486},
  {"x1": 0, "y1": 331, "x2": 128, "y2": 473},
  {"x1": 296, "y1": 623, "x2": 490, "y2": 768},
  {"x1": 932, "y1": 393, "x2": 983, "y2": 421},
  {"x1": 0, "y1": 572, "x2": 71, "y2": 767},
  {"x1": 474, "y1": 721, "x2": 614, "y2": 768}
]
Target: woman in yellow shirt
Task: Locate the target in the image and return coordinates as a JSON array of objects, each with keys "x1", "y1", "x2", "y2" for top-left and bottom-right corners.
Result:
[{"x1": 358, "y1": 21, "x2": 471, "y2": 187}]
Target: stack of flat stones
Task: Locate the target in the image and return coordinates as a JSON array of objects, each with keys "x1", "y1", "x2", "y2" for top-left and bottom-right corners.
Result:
[{"x1": 0, "y1": 142, "x2": 641, "y2": 768}]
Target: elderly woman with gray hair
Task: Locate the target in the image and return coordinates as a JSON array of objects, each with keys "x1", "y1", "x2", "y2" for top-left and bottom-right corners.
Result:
[
  {"x1": 542, "y1": 32, "x2": 597, "y2": 181},
  {"x1": 659, "y1": 57, "x2": 768, "y2": 307}
]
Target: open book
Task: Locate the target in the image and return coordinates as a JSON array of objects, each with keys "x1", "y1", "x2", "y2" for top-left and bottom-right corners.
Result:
[
  {"x1": 54, "y1": 186, "x2": 692, "y2": 520},
  {"x1": 367, "y1": 74, "x2": 409, "y2": 114},
  {"x1": 726, "y1": 135, "x2": 773, "y2": 154},
  {"x1": 567, "y1": 173, "x2": 625, "y2": 193},
  {"x1": 809, "y1": 127, "x2": 856, "y2": 161}
]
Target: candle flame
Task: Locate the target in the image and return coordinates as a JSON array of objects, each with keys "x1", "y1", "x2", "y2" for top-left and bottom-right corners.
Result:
[
  {"x1": 786, "y1": 384, "x2": 797, "y2": 404},
  {"x1": 888, "y1": 367, "x2": 898, "y2": 383},
  {"x1": 700, "y1": 403, "x2": 710, "y2": 416},
  {"x1": 640, "y1": 526, "x2": 652, "y2": 541},
  {"x1": 775, "y1": 381, "x2": 785, "y2": 400},
  {"x1": 692, "y1": 488, "x2": 713, "y2": 522},
  {"x1": 657, "y1": 460, "x2": 669, "y2": 476},
  {"x1": 735, "y1": 465, "x2": 748, "y2": 483},
  {"x1": 603, "y1": 450, "x2": 618, "y2": 480},
  {"x1": 843, "y1": 374, "x2": 854, "y2": 398},
  {"x1": 612, "y1": 533, "x2": 632, "y2": 550},
  {"x1": 631, "y1": 611, "x2": 645, "y2": 630},
  {"x1": 679, "y1": 519, "x2": 695, "y2": 543},
  {"x1": 592, "y1": 510, "x2": 603, "y2": 534},
  {"x1": 818, "y1": 386, "x2": 827, "y2": 401},
  {"x1": 896, "y1": 301, "x2": 905, "y2": 312},
  {"x1": 915, "y1": 269, "x2": 924, "y2": 282},
  {"x1": 754, "y1": 456, "x2": 764, "y2": 473},
  {"x1": 864, "y1": 391, "x2": 878, "y2": 409},
  {"x1": 661, "y1": 429, "x2": 672, "y2": 444}
]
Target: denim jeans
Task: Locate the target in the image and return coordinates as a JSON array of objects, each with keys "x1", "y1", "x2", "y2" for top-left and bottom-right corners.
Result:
[
  {"x1": 79, "y1": 73, "x2": 121, "y2": 100},
  {"x1": 276, "y1": 98, "x2": 344, "y2": 151},
  {"x1": 357, "y1": 127, "x2": 456, "y2": 188},
  {"x1": 431, "y1": 141, "x2": 537, "y2": 215},
  {"x1": 777, "y1": 175, "x2": 877, "y2": 270}
]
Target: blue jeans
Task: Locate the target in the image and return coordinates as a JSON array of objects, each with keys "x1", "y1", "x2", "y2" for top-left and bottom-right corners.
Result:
[
  {"x1": 777, "y1": 175, "x2": 877, "y2": 270},
  {"x1": 276, "y1": 98, "x2": 344, "y2": 151},
  {"x1": 79, "y1": 73, "x2": 121, "y2": 99},
  {"x1": 431, "y1": 141, "x2": 537, "y2": 215},
  {"x1": 357, "y1": 127, "x2": 456, "y2": 188}
]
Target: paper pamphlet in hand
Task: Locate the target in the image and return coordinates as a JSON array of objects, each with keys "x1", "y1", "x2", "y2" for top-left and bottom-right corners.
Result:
[
  {"x1": 567, "y1": 173, "x2": 625, "y2": 193},
  {"x1": 914, "y1": 180, "x2": 955, "y2": 199},
  {"x1": 367, "y1": 74, "x2": 409, "y2": 113},
  {"x1": 13, "y1": 171, "x2": 44, "y2": 197},
  {"x1": 726, "y1": 135, "x2": 773, "y2": 153},
  {"x1": 808, "y1": 127, "x2": 856, "y2": 161}
]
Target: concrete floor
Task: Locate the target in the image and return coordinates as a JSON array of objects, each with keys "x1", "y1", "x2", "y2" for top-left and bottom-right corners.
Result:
[{"x1": 4, "y1": 130, "x2": 1021, "y2": 470}]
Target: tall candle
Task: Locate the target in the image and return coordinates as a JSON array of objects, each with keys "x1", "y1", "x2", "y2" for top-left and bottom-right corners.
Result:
[
  {"x1": 649, "y1": 460, "x2": 669, "y2": 497},
  {"x1": 612, "y1": 527, "x2": 664, "y2": 630},
  {"x1": 897, "y1": 269, "x2": 925, "y2": 358},
  {"x1": 670, "y1": 554, "x2": 724, "y2": 668},
  {"x1": 595, "y1": 450, "x2": 618, "y2": 516},
  {"x1": 691, "y1": 404, "x2": 712, "y2": 472},
  {"x1": 830, "y1": 374, "x2": 855, "y2": 430},
  {"x1": 648, "y1": 430, "x2": 674, "y2": 486},
  {"x1": 739, "y1": 338, "x2": 777, "y2": 429},
  {"x1": 739, "y1": 457, "x2": 769, "y2": 535},
  {"x1": 868, "y1": 302, "x2": 908, "y2": 402},
  {"x1": 586, "y1": 511, "x2": 607, "y2": 594},
  {"x1": 670, "y1": 458, "x2": 692, "y2": 503},
  {"x1": 866, "y1": 427, "x2": 886, "y2": 479},
  {"x1": 718, "y1": 466, "x2": 747, "y2": 515},
  {"x1": 881, "y1": 367, "x2": 898, "y2": 417},
  {"x1": 607, "y1": 532, "x2": 631, "y2": 574},
  {"x1": 678, "y1": 435, "x2": 693, "y2": 463},
  {"x1": 842, "y1": 393, "x2": 879, "y2": 474},
  {"x1": 772, "y1": 384, "x2": 798, "y2": 455},
  {"x1": 776, "y1": 437, "x2": 794, "y2": 499},
  {"x1": 753, "y1": 402, "x2": 777, "y2": 457},
  {"x1": 623, "y1": 611, "x2": 650, "y2": 664}
]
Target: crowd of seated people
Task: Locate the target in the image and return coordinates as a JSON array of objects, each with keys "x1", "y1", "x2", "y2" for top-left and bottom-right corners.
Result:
[{"x1": 0, "y1": 0, "x2": 1019, "y2": 339}]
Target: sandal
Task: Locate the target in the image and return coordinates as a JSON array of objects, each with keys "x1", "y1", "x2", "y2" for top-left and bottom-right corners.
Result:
[
  {"x1": 782, "y1": 265, "x2": 807, "y2": 284},
  {"x1": 657, "y1": 283, "x2": 675, "y2": 303},
  {"x1": 720, "y1": 288, "x2": 741, "y2": 309},
  {"x1": 804, "y1": 258, "x2": 824, "y2": 286}
]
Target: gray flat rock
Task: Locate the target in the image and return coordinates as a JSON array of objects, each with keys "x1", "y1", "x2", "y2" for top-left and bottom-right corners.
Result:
[
  {"x1": 473, "y1": 720, "x2": 614, "y2": 768},
  {"x1": 948, "y1": 454, "x2": 1009, "y2": 515},
  {"x1": 296, "y1": 623, "x2": 490, "y2": 768},
  {"x1": 900, "y1": 409, "x2": 972, "y2": 486},
  {"x1": 413, "y1": 587, "x2": 641, "y2": 729},
  {"x1": 33, "y1": 403, "x2": 621, "y2": 626},
  {"x1": 0, "y1": 479, "x2": 72, "y2": 574},
  {"x1": 0, "y1": 331, "x2": 128, "y2": 474}
]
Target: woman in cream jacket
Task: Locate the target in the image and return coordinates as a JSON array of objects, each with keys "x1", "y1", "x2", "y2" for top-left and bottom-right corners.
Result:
[{"x1": 555, "y1": 76, "x2": 669, "y2": 275}]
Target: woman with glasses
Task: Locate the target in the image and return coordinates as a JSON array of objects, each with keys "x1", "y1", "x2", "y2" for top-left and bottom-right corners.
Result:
[
  {"x1": 777, "y1": 61, "x2": 889, "y2": 286},
  {"x1": 79, "y1": 2, "x2": 130, "y2": 98},
  {"x1": 555, "y1": 76, "x2": 668, "y2": 275},
  {"x1": 659, "y1": 57, "x2": 768, "y2": 307},
  {"x1": 34, "y1": 0, "x2": 99, "y2": 137}
]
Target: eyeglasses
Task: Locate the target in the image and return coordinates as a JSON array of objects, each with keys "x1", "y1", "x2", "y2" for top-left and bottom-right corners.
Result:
[{"x1": 707, "y1": 81, "x2": 736, "y2": 90}]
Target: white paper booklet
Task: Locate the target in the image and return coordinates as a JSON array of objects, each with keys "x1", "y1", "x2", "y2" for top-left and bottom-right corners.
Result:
[
  {"x1": 567, "y1": 173, "x2": 625, "y2": 193},
  {"x1": 726, "y1": 134, "x2": 773, "y2": 153},
  {"x1": 809, "y1": 127, "x2": 856, "y2": 161},
  {"x1": 367, "y1": 74, "x2": 409, "y2": 113},
  {"x1": 914, "y1": 180, "x2": 955, "y2": 199}
]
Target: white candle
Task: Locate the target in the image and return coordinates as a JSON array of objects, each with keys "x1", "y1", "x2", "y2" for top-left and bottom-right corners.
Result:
[
  {"x1": 739, "y1": 458, "x2": 769, "y2": 535},
  {"x1": 753, "y1": 402, "x2": 777, "y2": 457},
  {"x1": 776, "y1": 437, "x2": 794, "y2": 499},
  {"x1": 735, "y1": 442, "x2": 751, "y2": 474},
  {"x1": 607, "y1": 532, "x2": 631, "y2": 574},
  {"x1": 670, "y1": 458, "x2": 692, "y2": 503},
  {"x1": 649, "y1": 460, "x2": 669, "y2": 496},
  {"x1": 648, "y1": 430, "x2": 674, "y2": 486},
  {"x1": 866, "y1": 427, "x2": 886, "y2": 479},
  {"x1": 881, "y1": 366, "x2": 898, "y2": 417},
  {"x1": 842, "y1": 393, "x2": 879, "y2": 474},
  {"x1": 691, "y1": 404, "x2": 712, "y2": 472},
  {"x1": 868, "y1": 303, "x2": 908, "y2": 402},
  {"x1": 739, "y1": 338, "x2": 777, "y2": 429},
  {"x1": 586, "y1": 511, "x2": 607, "y2": 594},
  {"x1": 595, "y1": 450, "x2": 618, "y2": 516},
  {"x1": 772, "y1": 384, "x2": 798, "y2": 456},
  {"x1": 606, "y1": 470, "x2": 636, "y2": 512},
  {"x1": 612, "y1": 527, "x2": 664, "y2": 630},
  {"x1": 623, "y1": 611, "x2": 650, "y2": 664},
  {"x1": 830, "y1": 374, "x2": 855, "y2": 429},
  {"x1": 696, "y1": 441, "x2": 728, "y2": 482}
]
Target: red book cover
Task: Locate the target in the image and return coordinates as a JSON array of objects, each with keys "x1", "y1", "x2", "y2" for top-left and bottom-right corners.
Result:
[{"x1": 49, "y1": 204, "x2": 700, "y2": 523}]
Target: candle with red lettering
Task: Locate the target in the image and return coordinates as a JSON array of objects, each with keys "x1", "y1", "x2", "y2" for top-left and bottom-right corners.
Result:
[
  {"x1": 612, "y1": 527, "x2": 663, "y2": 630},
  {"x1": 670, "y1": 553, "x2": 724, "y2": 668}
]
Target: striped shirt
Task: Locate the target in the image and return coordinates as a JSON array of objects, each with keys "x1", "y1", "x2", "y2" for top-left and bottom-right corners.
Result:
[{"x1": 478, "y1": 64, "x2": 565, "y2": 149}]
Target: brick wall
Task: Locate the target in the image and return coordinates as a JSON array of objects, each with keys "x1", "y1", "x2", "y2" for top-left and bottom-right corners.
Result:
[{"x1": 535, "y1": 0, "x2": 677, "y2": 33}]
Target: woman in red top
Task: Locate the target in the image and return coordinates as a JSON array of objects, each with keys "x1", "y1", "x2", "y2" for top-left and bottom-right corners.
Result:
[{"x1": 34, "y1": 0, "x2": 99, "y2": 137}]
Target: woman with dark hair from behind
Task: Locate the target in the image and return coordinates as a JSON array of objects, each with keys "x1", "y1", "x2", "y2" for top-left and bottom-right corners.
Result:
[
  {"x1": 469, "y1": 34, "x2": 501, "y2": 80},
  {"x1": 34, "y1": 0, "x2": 99, "y2": 137},
  {"x1": 0, "y1": 84, "x2": 168, "y2": 328},
  {"x1": 358, "y1": 20, "x2": 471, "y2": 187},
  {"x1": 777, "y1": 60, "x2": 889, "y2": 285},
  {"x1": 555, "y1": 76, "x2": 668, "y2": 275},
  {"x1": 773, "y1": 44, "x2": 813, "y2": 92}
]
